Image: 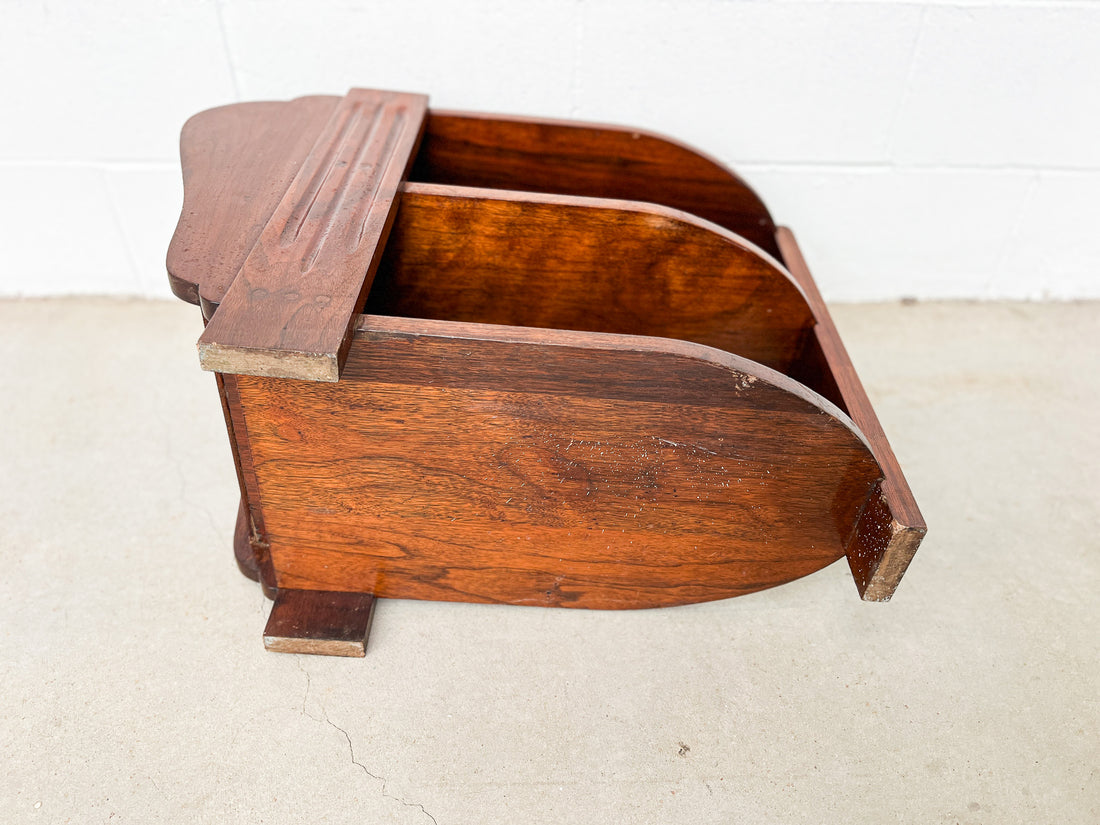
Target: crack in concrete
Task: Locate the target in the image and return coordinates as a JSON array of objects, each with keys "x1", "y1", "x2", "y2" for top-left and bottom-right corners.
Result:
[
  {"x1": 148, "y1": 385, "x2": 223, "y2": 545},
  {"x1": 296, "y1": 657, "x2": 438, "y2": 825},
  {"x1": 296, "y1": 657, "x2": 320, "y2": 721},
  {"x1": 329, "y1": 720, "x2": 439, "y2": 825}
]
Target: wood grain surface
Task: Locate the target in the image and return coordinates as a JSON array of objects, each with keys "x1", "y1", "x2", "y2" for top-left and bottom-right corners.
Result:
[
  {"x1": 167, "y1": 92, "x2": 925, "y2": 618},
  {"x1": 166, "y1": 99, "x2": 782, "y2": 309},
  {"x1": 229, "y1": 316, "x2": 883, "y2": 609},
  {"x1": 412, "y1": 111, "x2": 780, "y2": 257},
  {"x1": 368, "y1": 183, "x2": 813, "y2": 374},
  {"x1": 196, "y1": 89, "x2": 427, "y2": 381},
  {"x1": 167, "y1": 95, "x2": 340, "y2": 310},
  {"x1": 776, "y1": 228, "x2": 926, "y2": 600}
]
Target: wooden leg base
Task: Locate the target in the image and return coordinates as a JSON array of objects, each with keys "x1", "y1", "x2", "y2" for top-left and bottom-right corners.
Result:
[
  {"x1": 262, "y1": 589, "x2": 377, "y2": 657},
  {"x1": 232, "y1": 498, "x2": 259, "y2": 583}
]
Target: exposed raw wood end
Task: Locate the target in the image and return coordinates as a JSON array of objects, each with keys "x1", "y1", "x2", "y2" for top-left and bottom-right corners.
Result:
[
  {"x1": 846, "y1": 483, "x2": 926, "y2": 602},
  {"x1": 860, "y1": 524, "x2": 926, "y2": 602},
  {"x1": 198, "y1": 342, "x2": 339, "y2": 382},
  {"x1": 263, "y1": 637, "x2": 368, "y2": 657}
]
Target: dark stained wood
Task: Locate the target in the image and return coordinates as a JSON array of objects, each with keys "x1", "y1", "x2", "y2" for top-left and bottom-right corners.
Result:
[
  {"x1": 368, "y1": 183, "x2": 814, "y2": 374},
  {"x1": 232, "y1": 497, "x2": 259, "y2": 582},
  {"x1": 232, "y1": 496, "x2": 278, "y2": 599},
  {"x1": 228, "y1": 316, "x2": 882, "y2": 609},
  {"x1": 167, "y1": 95, "x2": 341, "y2": 309},
  {"x1": 197, "y1": 89, "x2": 428, "y2": 381},
  {"x1": 263, "y1": 589, "x2": 376, "y2": 657},
  {"x1": 775, "y1": 227, "x2": 926, "y2": 600},
  {"x1": 219, "y1": 372, "x2": 278, "y2": 598},
  {"x1": 412, "y1": 111, "x2": 780, "y2": 257},
  {"x1": 167, "y1": 101, "x2": 781, "y2": 313},
  {"x1": 845, "y1": 482, "x2": 924, "y2": 601},
  {"x1": 787, "y1": 319, "x2": 847, "y2": 413},
  {"x1": 168, "y1": 90, "x2": 927, "y2": 653},
  {"x1": 216, "y1": 368, "x2": 274, "y2": 591}
]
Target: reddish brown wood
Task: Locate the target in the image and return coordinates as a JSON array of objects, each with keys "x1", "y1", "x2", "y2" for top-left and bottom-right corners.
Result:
[
  {"x1": 786, "y1": 322, "x2": 846, "y2": 412},
  {"x1": 232, "y1": 497, "x2": 258, "y2": 581},
  {"x1": 412, "y1": 111, "x2": 780, "y2": 257},
  {"x1": 166, "y1": 100, "x2": 783, "y2": 311},
  {"x1": 197, "y1": 89, "x2": 428, "y2": 381},
  {"x1": 231, "y1": 496, "x2": 277, "y2": 599},
  {"x1": 368, "y1": 183, "x2": 813, "y2": 374},
  {"x1": 228, "y1": 316, "x2": 882, "y2": 609},
  {"x1": 167, "y1": 95, "x2": 340, "y2": 310},
  {"x1": 167, "y1": 90, "x2": 927, "y2": 653},
  {"x1": 263, "y1": 589, "x2": 376, "y2": 657},
  {"x1": 776, "y1": 227, "x2": 926, "y2": 600},
  {"x1": 215, "y1": 366, "x2": 274, "y2": 589},
  {"x1": 219, "y1": 372, "x2": 277, "y2": 598}
]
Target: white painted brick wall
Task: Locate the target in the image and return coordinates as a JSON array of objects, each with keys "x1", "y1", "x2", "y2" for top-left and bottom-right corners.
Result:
[{"x1": 1, "y1": 0, "x2": 1097, "y2": 300}]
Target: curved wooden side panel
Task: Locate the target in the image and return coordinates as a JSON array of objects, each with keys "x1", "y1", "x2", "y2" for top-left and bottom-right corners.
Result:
[
  {"x1": 412, "y1": 110, "x2": 780, "y2": 257},
  {"x1": 368, "y1": 183, "x2": 814, "y2": 374},
  {"x1": 228, "y1": 316, "x2": 883, "y2": 609}
]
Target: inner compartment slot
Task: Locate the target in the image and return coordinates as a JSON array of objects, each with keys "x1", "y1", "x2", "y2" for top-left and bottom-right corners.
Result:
[
  {"x1": 409, "y1": 112, "x2": 781, "y2": 259},
  {"x1": 366, "y1": 184, "x2": 818, "y2": 383}
]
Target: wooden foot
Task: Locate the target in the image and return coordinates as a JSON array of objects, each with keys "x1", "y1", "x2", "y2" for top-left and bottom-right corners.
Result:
[
  {"x1": 262, "y1": 589, "x2": 376, "y2": 657},
  {"x1": 232, "y1": 498, "x2": 259, "y2": 582}
]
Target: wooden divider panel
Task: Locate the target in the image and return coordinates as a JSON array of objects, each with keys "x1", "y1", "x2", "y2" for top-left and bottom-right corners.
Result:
[
  {"x1": 229, "y1": 316, "x2": 883, "y2": 609},
  {"x1": 412, "y1": 111, "x2": 780, "y2": 257},
  {"x1": 368, "y1": 184, "x2": 815, "y2": 374},
  {"x1": 167, "y1": 100, "x2": 782, "y2": 313}
]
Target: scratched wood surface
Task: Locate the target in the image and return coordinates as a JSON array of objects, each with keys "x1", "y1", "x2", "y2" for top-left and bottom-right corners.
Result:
[
  {"x1": 227, "y1": 316, "x2": 883, "y2": 608},
  {"x1": 367, "y1": 183, "x2": 813, "y2": 374},
  {"x1": 196, "y1": 89, "x2": 427, "y2": 381}
]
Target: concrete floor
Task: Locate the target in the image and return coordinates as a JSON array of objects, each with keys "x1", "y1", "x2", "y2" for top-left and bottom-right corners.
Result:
[{"x1": 1, "y1": 298, "x2": 1096, "y2": 823}]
